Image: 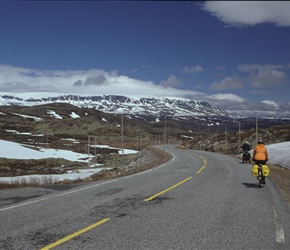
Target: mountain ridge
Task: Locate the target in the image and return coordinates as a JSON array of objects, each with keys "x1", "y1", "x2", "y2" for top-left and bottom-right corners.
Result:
[
  {"x1": 0, "y1": 92, "x2": 229, "y2": 117},
  {"x1": 1, "y1": 92, "x2": 290, "y2": 132}
]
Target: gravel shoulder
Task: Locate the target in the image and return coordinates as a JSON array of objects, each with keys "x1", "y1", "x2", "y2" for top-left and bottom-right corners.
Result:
[{"x1": 269, "y1": 164, "x2": 290, "y2": 206}]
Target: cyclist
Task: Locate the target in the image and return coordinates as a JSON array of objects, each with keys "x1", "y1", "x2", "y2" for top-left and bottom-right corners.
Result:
[
  {"x1": 241, "y1": 141, "x2": 251, "y2": 152},
  {"x1": 241, "y1": 141, "x2": 251, "y2": 162},
  {"x1": 252, "y1": 139, "x2": 269, "y2": 184}
]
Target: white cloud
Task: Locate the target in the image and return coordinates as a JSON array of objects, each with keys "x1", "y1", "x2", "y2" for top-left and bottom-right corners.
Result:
[
  {"x1": 201, "y1": 93, "x2": 252, "y2": 116},
  {"x1": 160, "y1": 74, "x2": 182, "y2": 88},
  {"x1": 0, "y1": 65, "x2": 109, "y2": 92},
  {"x1": 209, "y1": 76, "x2": 243, "y2": 91},
  {"x1": 207, "y1": 93, "x2": 247, "y2": 102},
  {"x1": 203, "y1": 1, "x2": 290, "y2": 27},
  {"x1": 238, "y1": 64, "x2": 287, "y2": 88},
  {"x1": 203, "y1": 94, "x2": 289, "y2": 117},
  {"x1": 0, "y1": 65, "x2": 204, "y2": 99},
  {"x1": 216, "y1": 65, "x2": 226, "y2": 71},
  {"x1": 261, "y1": 100, "x2": 279, "y2": 109},
  {"x1": 238, "y1": 64, "x2": 284, "y2": 73},
  {"x1": 249, "y1": 70, "x2": 287, "y2": 88},
  {"x1": 183, "y1": 65, "x2": 204, "y2": 74},
  {"x1": 83, "y1": 75, "x2": 107, "y2": 86},
  {"x1": 131, "y1": 65, "x2": 150, "y2": 73},
  {"x1": 1, "y1": 65, "x2": 289, "y2": 118}
]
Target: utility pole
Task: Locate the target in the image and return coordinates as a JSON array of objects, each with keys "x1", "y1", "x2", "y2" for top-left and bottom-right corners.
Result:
[
  {"x1": 164, "y1": 115, "x2": 167, "y2": 145},
  {"x1": 238, "y1": 122, "x2": 241, "y2": 153},
  {"x1": 94, "y1": 136, "x2": 97, "y2": 155},
  {"x1": 225, "y1": 124, "x2": 227, "y2": 154},
  {"x1": 164, "y1": 115, "x2": 167, "y2": 160},
  {"x1": 121, "y1": 113, "x2": 124, "y2": 170},
  {"x1": 256, "y1": 116, "x2": 258, "y2": 144},
  {"x1": 87, "y1": 136, "x2": 90, "y2": 167}
]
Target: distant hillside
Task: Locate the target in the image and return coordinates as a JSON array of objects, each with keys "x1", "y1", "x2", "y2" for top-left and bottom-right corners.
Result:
[{"x1": 1, "y1": 92, "x2": 290, "y2": 133}]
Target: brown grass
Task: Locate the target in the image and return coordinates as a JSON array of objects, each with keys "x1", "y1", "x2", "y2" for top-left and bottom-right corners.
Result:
[
  {"x1": 0, "y1": 146, "x2": 173, "y2": 188},
  {"x1": 0, "y1": 175, "x2": 59, "y2": 189},
  {"x1": 90, "y1": 146, "x2": 172, "y2": 180}
]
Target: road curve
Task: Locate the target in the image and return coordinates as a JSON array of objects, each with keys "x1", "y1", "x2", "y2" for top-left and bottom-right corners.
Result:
[{"x1": 0, "y1": 145, "x2": 289, "y2": 249}]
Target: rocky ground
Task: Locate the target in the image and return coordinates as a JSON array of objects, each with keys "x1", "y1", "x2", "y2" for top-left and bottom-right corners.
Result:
[
  {"x1": 268, "y1": 164, "x2": 290, "y2": 205},
  {"x1": 0, "y1": 146, "x2": 173, "y2": 187},
  {"x1": 89, "y1": 146, "x2": 172, "y2": 181}
]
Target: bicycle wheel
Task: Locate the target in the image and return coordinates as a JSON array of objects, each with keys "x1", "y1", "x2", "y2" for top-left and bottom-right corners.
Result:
[{"x1": 258, "y1": 167, "x2": 262, "y2": 188}]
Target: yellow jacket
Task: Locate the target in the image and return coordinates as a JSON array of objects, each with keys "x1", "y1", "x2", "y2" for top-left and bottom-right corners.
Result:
[{"x1": 252, "y1": 144, "x2": 268, "y2": 161}]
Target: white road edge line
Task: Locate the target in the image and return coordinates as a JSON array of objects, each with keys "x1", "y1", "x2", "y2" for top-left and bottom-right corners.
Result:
[
  {"x1": 1, "y1": 147, "x2": 176, "y2": 212},
  {"x1": 0, "y1": 179, "x2": 118, "y2": 212},
  {"x1": 272, "y1": 206, "x2": 285, "y2": 244}
]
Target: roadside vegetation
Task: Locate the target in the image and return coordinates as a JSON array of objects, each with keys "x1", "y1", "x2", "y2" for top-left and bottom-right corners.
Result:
[
  {"x1": 0, "y1": 175, "x2": 60, "y2": 189},
  {"x1": 0, "y1": 147, "x2": 172, "y2": 189}
]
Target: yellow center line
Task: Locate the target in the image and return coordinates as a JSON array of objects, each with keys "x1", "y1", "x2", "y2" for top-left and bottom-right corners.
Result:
[
  {"x1": 40, "y1": 218, "x2": 110, "y2": 250},
  {"x1": 41, "y1": 152, "x2": 207, "y2": 248},
  {"x1": 144, "y1": 176, "x2": 192, "y2": 202},
  {"x1": 145, "y1": 152, "x2": 207, "y2": 202},
  {"x1": 193, "y1": 153, "x2": 206, "y2": 174},
  {"x1": 196, "y1": 165, "x2": 205, "y2": 174}
]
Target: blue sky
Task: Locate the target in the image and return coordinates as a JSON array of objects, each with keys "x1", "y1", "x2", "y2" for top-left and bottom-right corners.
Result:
[{"x1": 0, "y1": 1, "x2": 290, "y2": 117}]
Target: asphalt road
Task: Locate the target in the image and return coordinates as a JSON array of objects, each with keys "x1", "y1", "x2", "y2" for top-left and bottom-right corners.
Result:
[{"x1": 0, "y1": 145, "x2": 289, "y2": 250}]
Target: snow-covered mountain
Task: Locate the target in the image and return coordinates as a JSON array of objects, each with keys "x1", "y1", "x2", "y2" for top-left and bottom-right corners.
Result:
[
  {"x1": 0, "y1": 92, "x2": 230, "y2": 120},
  {"x1": 1, "y1": 92, "x2": 290, "y2": 132}
]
